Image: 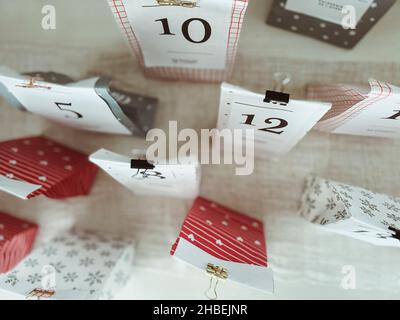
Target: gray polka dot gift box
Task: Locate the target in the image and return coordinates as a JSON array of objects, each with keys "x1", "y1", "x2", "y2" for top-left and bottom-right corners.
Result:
[
  {"x1": 300, "y1": 176, "x2": 400, "y2": 247},
  {"x1": 267, "y1": 0, "x2": 395, "y2": 49},
  {"x1": 0, "y1": 229, "x2": 135, "y2": 300}
]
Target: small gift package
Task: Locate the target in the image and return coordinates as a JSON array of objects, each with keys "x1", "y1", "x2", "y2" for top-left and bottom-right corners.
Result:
[
  {"x1": 108, "y1": 0, "x2": 249, "y2": 82},
  {"x1": 0, "y1": 212, "x2": 38, "y2": 274},
  {"x1": 0, "y1": 136, "x2": 98, "y2": 200},
  {"x1": 0, "y1": 67, "x2": 158, "y2": 136},
  {"x1": 0, "y1": 229, "x2": 135, "y2": 300},
  {"x1": 90, "y1": 149, "x2": 200, "y2": 199},
  {"x1": 171, "y1": 197, "x2": 274, "y2": 298},
  {"x1": 301, "y1": 176, "x2": 400, "y2": 247},
  {"x1": 308, "y1": 80, "x2": 400, "y2": 138}
]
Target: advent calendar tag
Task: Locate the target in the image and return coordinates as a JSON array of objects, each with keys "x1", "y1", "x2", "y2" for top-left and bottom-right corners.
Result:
[
  {"x1": 0, "y1": 136, "x2": 98, "y2": 200},
  {"x1": 308, "y1": 79, "x2": 400, "y2": 138},
  {"x1": 108, "y1": 0, "x2": 248, "y2": 82},
  {"x1": 171, "y1": 197, "x2": 273, "y2": 296},
  {"x1": 301, "y1": 176, "x2": 400, "y2": 247},
  {"x1": 267, "y1": 0, "x2": 395, "y2": 49},
  {"x1": 0, "y1": 212, "x2": 38, "y2": 273},
  {"x1": 217, "y1": 83, "x2": 331, "y2": 159},
  {"x1": 0, "y1": 229, "x2": 135, "y2": 300},
  {"x1": 89, "y1": 149, "x2": 200, "y2": 199},
  {"x1": 0, "y1": 67, "x2": 157, "y2": 136}
]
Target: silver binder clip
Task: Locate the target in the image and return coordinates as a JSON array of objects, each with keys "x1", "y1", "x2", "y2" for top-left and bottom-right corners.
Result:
[
  {"x1": 16, "y1": 77, "x2": 51, "y2": 90},
  {"x1": 157, "y1": 0, "x2": 197, "y2": 8}
]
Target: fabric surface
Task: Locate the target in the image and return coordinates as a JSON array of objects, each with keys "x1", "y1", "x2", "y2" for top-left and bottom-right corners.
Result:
[{"x1": 0, "y1": 0, "x2": 400, "y2": 299}]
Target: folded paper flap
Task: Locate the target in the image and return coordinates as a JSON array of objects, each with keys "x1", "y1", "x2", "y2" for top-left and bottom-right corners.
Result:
[
  {"x1": 173, "y1": 238, "x2": 274, "y2": 294},
  {"x1": 0, "y1": 175, "x2": 42, "y2": 200},
  {"x1": 90, "y1": 148, "x2": 130, "y2": 165}
]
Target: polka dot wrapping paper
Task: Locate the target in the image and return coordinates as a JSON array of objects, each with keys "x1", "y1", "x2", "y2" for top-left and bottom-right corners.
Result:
[
  {"x1": 267, "y1": 0, "x2": 396, "y2": 49},
  {"x1": 0, "y1": 136, "x2": 99, "y2": 200},
  {"x1": 171, "y1": 197, "x2": 274, "y2": 293},
  {"x1": 0, "y1": 212, "x2": 38, "y2": 274}
]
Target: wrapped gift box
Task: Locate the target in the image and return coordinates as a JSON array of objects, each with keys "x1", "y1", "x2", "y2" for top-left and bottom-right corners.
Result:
[
  {"x1": 0, "y1": 212, "x2": 38, "y2": 274},
  {"x1": 171, "y1": 197, "x2": 274, "y2": 295},
  {"x1": 301, "y1": 176, "x2": 400, "y2": 247},
  {"x1": 0, "y1": 136, "x2": 98, "y2": 200},
  {"x1": 0, "y1": 229, "x2": 135, "y2": 300}
]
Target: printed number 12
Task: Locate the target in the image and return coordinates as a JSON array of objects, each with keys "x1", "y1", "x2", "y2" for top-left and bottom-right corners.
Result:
[{"x1": 241, "y1": 114, "x2": 288, "y2": 135}]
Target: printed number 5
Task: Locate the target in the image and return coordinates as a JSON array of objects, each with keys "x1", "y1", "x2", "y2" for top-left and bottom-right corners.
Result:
[
  {"x1": 55, "y1": 102, "x2": 83, "y2": 119},
  {"x1": 242, "y1": 114, "x2": 288, "y2": 135}
]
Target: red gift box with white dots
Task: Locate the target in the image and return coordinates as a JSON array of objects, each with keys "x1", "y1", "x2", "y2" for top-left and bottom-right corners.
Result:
[
  {"x1": 171, "y1": 197, "x2": 268, "y2": 267},
  {"x1": 0, "y1": 211, "x2": 38, "y2": 273},
  {"x1": 0, "y1": 136, "x2": 98, "y2": 199}
]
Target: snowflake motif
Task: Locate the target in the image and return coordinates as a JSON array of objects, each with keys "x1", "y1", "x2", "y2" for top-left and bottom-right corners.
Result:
[
  {"x1": 85, "y1": 271, "x2": 105, "y2": 286},
  {"x1": 63, "y1": 272, "x2": 78, "y2": 283},
  {"x1": 339, "y1": 191, "x2": 353, "y2": 200},
  {"x1": 338, "y1": 184, "x2": 353, "y2": 192},
  {"x1": 305, "y1": 196, "x2": 316, "y2": 214},
  {"x1": 388, "y1": 196, "x2": 400, "y2": 205},
  {"x1": 319, "y1": 218, "x2": 330, "y2": 225},
  {"x1": 100, "y1": 251, "x2": 111, "y2": 257},
  {"x1": 383, "y1": 202, "x2": 400, "y2": 213},
  {"x1": 386, "y1": 213, "x2": 400, "y2": 222},
  {"x1": 360, "y1": 199, "x2": 379, "y2": 212},
  {"x1": 313, "y1": 183, "x2": 322, "y2": 196},
  {"x1": 361, "y1": 191, "x2": 373, "y2": 199},
  {"x1": 24, "y1": 258, "x2": 39, "y2": 268},
  {"x1": 50, "y1": 261, "x2": 66, "y2": 273},
  {"x1": 79, "y1": 257, "x2": 94, "y2": 267},
  {"x1": 104, "y1": 260, "x2": 115, "y2": 268},
  {"x1": 326, "y1": 197, "x2": 336, "y2": 210},
  {"x1": 27, "y1": 273, "x2": 41, "y2": 284},
  {"x1": 360, "y1": 206, "x2": 375, "y2": 218},
  {"x1": 42, "y1": 246, "x2": 57, "y2": 257},
  {"x1": 5, "y1": 271, "x2": 18, "y2": 286},
  {"x1": 114, "y1": 270, "x2": 129, "y2": 285},
  {"x1": 66, "y1": 249, "x2": 78, "y2": 258},
  {"x1": 84, "y1": 243, "x2": 98, "y2": 251},
  {"x1": 334, "y1": 209, "x2": 348, "y2": 220}
]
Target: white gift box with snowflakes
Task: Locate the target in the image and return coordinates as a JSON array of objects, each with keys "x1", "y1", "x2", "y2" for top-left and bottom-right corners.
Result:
[
  {"x1": 0, "y1": 229, "x2": 135, "y2": 300},
  {"x1": 300, "y1": 176, "x2": 400, "y2": 247}
]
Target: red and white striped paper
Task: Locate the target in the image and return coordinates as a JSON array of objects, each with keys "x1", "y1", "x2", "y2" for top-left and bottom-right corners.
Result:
[
  {"x1": 0, "y1": 136, "x2": 98, "y2": 200},
  {"x1": 171, "y1": 197, "x2": 267, "y2": 266},
  {"x1": 0, "y1": 212, "x2": 38, "y2": 273},
  {"x1": 108, "y1": 0, "x2": 248, "y2": 82}
]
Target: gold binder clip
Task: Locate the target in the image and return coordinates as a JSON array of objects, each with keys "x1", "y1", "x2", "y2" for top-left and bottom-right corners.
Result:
[
  {"x1": 16, "y1": 77, "x2": 51, "y2": 90},
  {"x1": 205, "y1": 263, "x2": 228, "y2": 300},
  {"x1": 157, "y1": 0, "x2": 197, "y2": 8},
  {"x1": 26, "y1": 288, "x2": 56, "y2": 300}
]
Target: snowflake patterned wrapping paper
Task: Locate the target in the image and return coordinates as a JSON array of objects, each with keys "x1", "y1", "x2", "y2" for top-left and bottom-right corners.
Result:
[
  {"x1": 300, "y1": 176, "x2": 400, "y2": 247},
  {"x1": 0, "y1": 212, "x2": 38, "y2": 274},
  {"x1": 171, "y1": 197, "x2": 274, "y2": 293},
  {"x1": 0, "y1": 136, "x2": 98, "y2": 200},
  {"x1": 0, "y1": 229, "x2": 135, "y2": 300},
  {"x1": 308, "y1": 80, "x2": 400, "y2": 139}
]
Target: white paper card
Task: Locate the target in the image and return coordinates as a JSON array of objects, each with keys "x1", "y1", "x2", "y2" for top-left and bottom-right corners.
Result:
[
  {"x1": 301, "y1": 176, "x2": 400, "y2": 247},
  {"x1": 285, "y1": 0, "x2": 374, "y2": 25},
  {"x1": 217, "y1": 83, "x2": 331, "y2": 159},
  {"x1": 89, "y1": 149, "x2": 200, "y2": 199},
  {"x1": 0, "y1": 175, "x2": 42, "y2": 200},
  {"x1": 332, "y1": 80, "x2": 400, "y2": 138},
  {"x1": 0, "y1": 72, "x2": 132, "y2": 135},
  {"x1": 123, "y1": 0, "x2": 232, "y2": 69}
]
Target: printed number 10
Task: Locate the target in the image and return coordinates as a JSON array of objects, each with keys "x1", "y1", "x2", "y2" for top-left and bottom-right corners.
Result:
[{"x1": 155, "y1": 18, "x2": 212, "y2": 43}]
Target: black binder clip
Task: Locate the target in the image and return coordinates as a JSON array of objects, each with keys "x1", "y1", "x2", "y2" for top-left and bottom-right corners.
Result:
[
  {"x1": 264, "y1": 72, "x2": 291, "y2": 106},
  {"x1": 389, "y1": 227, "x2": 400, "y2": 241},
  {"x1": 131, "y1": 159, "x2": 155, "y2": 171}
]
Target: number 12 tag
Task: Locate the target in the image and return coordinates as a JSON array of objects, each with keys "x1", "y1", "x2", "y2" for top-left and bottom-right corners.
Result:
[{"x1": 218, "y1": 83, "x2": 331, "y2": 159}]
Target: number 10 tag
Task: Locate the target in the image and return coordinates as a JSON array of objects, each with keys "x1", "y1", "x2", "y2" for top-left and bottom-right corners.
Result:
[{"x1": 108, "y1": 0, "x2": 248, "y2": 82}]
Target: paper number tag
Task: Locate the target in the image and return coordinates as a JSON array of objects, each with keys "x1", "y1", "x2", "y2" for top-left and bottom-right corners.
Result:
[
  {"x1": 218, "y1": 83, "x2": 331, "y2": 159},
  {"x1": 108, "y1": 0, "x2": 248, "y2": 81},
  {"x1": 89, "y1": 149, "x2": 200, "y2": 199},
  {"x1": 311, "y1": 79, "x2": 400, "y2": 138}
]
